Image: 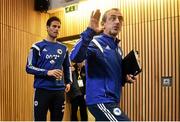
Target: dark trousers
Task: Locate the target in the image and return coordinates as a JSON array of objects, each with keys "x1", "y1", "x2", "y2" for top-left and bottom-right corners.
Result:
[
  {"x1": 34, "y1": 88, "x2": 65, "y2": 121},
  {"x1": 88, "y1": 102, "x2": 130, "y2": 121},
  {"x1": 70, "y1": 95, "x2": 88, "y2": 121}
]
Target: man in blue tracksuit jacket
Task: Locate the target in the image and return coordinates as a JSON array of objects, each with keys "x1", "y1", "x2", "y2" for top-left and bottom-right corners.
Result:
[
  {"x1": 26, "y1": 16, "x2": 72, "y2": 121},
  {"x1": 70, "y1": 8, "x2": 137, "y2": 121}
]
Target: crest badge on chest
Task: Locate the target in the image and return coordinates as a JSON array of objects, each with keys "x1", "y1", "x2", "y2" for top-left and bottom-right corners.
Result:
[{"x1": 57, "y1": 49, "x2": 63, "y2": 55}]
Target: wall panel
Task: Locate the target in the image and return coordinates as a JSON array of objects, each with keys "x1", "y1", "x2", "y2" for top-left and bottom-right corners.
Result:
[{"x1": 0, "y1": 0, "x2": 49, "y2": 120}]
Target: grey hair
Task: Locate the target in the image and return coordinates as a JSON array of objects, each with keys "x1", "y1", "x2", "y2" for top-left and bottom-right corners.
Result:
[{"x1": 101, "y1": 8, "x2": 123, "y2": 26}]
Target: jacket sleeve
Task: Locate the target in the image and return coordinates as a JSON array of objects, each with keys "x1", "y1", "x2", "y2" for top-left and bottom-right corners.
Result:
[
  {"x1": 63, "y1": 50, "x2": 72, "y2": 84},
  {"x1": 70, "y1": 27, "x2": 97, "y2": 63},
  {"x1": 26, "y1": 44, "x2": 48, "y2": 76}
]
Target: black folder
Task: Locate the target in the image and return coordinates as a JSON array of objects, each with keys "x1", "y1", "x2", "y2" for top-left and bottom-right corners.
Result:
[{"x1": 122, "y1": 50, "x2": 142, "y2": 76}]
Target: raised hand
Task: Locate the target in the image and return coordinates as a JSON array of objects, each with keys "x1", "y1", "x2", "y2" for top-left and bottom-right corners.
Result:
[
  {"x1": 88, "y1": 9, "x2": 102, "y2": 33},
  {"x1": 47, "y1": 69, "x2": 63, "y2": 79}
]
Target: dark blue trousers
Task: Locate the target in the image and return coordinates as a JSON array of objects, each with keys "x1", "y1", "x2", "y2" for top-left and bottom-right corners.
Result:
[
  {"x1": 88, "y1": 102, "x2": 130, "y2": 121},
  {"x1": 34, "y1": 89, "x2": 65, "y2": 121}
]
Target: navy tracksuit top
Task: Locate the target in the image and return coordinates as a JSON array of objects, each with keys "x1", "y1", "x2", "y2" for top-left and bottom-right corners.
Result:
[
  {"x1": 26, "y1": 40, "x2": 72, "y2": 90},
  {"x1": 70, "y1": 28, "x2": 124, "y2": 105}
]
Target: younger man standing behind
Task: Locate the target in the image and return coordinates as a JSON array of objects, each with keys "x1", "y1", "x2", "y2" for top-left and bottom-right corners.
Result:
[{"x1": 26, "y1": 16, "x2": 71, "y2": 121}]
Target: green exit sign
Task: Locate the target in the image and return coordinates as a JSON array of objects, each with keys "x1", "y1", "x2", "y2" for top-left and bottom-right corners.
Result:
[{"x1": 65, "y1": 4, "x2": 78, "y2": 13}]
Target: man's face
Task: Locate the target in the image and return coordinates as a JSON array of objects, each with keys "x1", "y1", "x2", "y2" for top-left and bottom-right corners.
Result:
[
  {"x1": 47, "y1": 21, "x2": 61, "y2": 38},
  {"x1": 103, "y1": 10, "x2": 123, "y2": 37}
]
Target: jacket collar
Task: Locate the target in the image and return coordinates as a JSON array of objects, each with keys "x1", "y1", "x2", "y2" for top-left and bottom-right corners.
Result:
[{"x1": 101, "y1": 33, "x2": 121, "y2": 49}]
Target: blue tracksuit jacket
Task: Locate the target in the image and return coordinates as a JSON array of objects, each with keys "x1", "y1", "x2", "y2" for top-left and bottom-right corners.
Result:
[
  {"x1": 26, "y1": 39, "x2": 72, "y2": 90},
  {"x1": 70, "y1": 28, "x2": 124, "y2": 105}
]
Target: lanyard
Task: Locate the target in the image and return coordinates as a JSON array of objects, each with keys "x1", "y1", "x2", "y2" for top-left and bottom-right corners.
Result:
[{"x1": 78, "y1": 68, "x2": 82, "y2": 80}]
